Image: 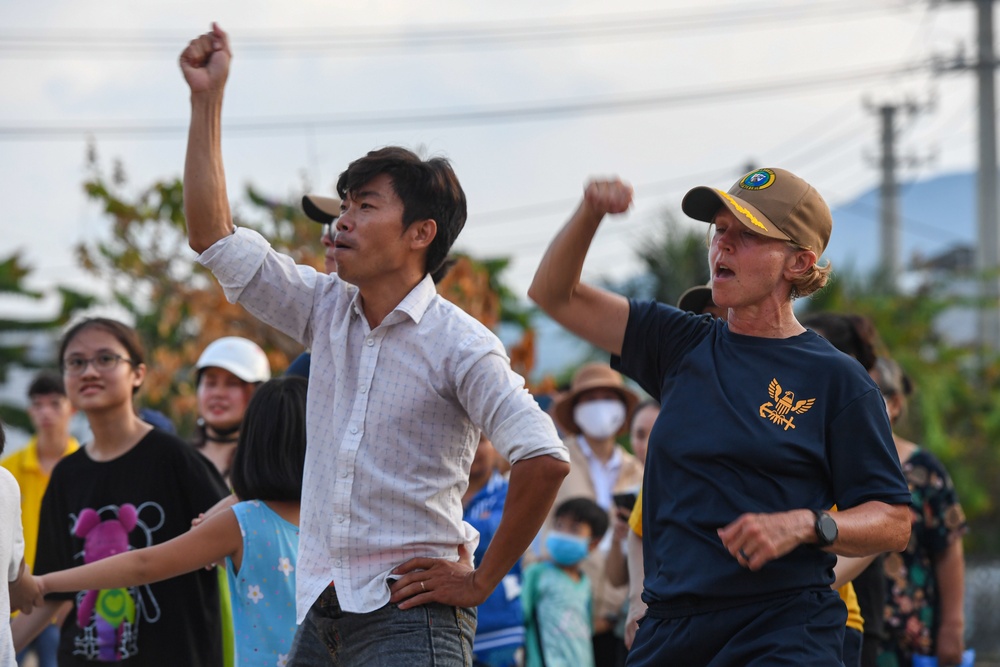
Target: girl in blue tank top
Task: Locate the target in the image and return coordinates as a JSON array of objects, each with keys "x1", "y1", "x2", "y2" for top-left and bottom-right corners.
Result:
[{"x1": 31, "y1": 377, "x2": 307, "y2": 667}]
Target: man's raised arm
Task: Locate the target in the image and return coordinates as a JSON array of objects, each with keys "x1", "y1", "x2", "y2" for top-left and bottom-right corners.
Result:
[{"x1": 180, "y1": 22, "x2": 235, "y2": 254}]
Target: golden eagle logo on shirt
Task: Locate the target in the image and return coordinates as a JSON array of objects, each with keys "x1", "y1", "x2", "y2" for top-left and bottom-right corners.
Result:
[{"x1": 759, "y1": 379, "x2": 815, "y2": 431}]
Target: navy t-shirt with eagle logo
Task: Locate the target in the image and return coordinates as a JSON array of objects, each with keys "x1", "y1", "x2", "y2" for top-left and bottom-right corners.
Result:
[{"x1": 612, "y1": 300, "x2": 911, "y2": 611}]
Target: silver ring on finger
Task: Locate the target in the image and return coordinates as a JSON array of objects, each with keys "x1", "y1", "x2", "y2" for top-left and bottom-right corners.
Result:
[
  {"x1": 420, "y1": 581, "x2": 426, "y2": 592},
  {"x1": 739, "y1": 548, "x2": 749, "y2": 561}
]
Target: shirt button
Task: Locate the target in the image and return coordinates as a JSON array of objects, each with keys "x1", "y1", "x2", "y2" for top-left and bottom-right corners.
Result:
[
  {"x1": 360, "y1": 386, "x2": 368, "y2": 394},
  {"x1": 340, "y1": 470, "x2": 349, "y2": 478},
  {"x1": 337, "y1": 515, "x2": 344, "y2": 523},
  {"x1": 350, "y1": 426, "x2": 358, "y2": 434},
  {"x1": 366, "y1": 338, "x2": 374, "y2": 347},
  {"x1": 335, "y1": 559, "x2": 342, "y2": 568}
]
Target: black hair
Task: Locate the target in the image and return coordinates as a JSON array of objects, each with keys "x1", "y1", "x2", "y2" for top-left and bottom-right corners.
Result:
[
  {"x1": 336, "y1": 146, "x2": 467, "y2": 277},
  {"x1": 0, "y1": 421, "x2": 5, "y2": 457},
  {"x1": 59, "y1": 318, "x2": 145, "y2": 395},
  {"x1": 430, "y1": 256, "x2": 457, "y2": 285},
  {"x1": 554, "y1": 497, "x2": 609, "y2": 541},
  {"x1": 230, "y1": 377, "x2": 308, "y2": 503},
  {"x1": 801, "y1": 312, "x2": 879, "y2": 371},
  {"x1": 871, "y1": 356, "x2": 914, "y2": 424},
  {"x1": 28, "y1": 371, "x2": 66, "y2": 398},
  {"x1": 872, "y1": 356, "x2": 914, "y2": 399}
]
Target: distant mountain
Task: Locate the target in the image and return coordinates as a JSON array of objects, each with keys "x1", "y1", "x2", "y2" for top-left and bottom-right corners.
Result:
[{"x1": 827, "y1": 171, "x2": 975, "y2": 272}]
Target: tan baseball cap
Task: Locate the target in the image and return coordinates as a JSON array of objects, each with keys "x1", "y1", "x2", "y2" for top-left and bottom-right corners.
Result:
[
  {"x1": 302, "y1": 194, "x2": 342, "y2": 224},
  {"x1": 681, "y1": 168, "x2": 832, "y2": 257}
]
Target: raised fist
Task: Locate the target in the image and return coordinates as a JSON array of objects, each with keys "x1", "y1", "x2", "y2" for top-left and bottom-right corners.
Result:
[
  {"x1": 179, "y1": 22, "x2": 232, "y2": 95},
  {"x1": 583, "y1": 179, "x2": 633, "y2": 217}
]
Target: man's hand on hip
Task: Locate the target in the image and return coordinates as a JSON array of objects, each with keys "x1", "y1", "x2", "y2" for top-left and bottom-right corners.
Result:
[{"x1": 389, "y1": 545, "x2": 489, "y2": 610}]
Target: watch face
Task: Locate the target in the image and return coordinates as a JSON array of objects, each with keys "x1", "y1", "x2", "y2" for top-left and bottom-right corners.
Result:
[{"x1": 818, "y1": 513, "x2": 838, "y2": 545}]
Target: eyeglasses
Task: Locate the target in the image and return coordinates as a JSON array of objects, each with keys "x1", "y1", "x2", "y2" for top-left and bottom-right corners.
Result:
[
  {"x1": 62, "y1": 353, "x2": 135, "y2": 376},
  {"x1": 321, "y1": 222, "x2": 336, "y2": 243}
]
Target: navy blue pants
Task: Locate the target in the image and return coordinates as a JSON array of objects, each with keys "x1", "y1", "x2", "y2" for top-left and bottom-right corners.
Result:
[
  {"x1": 627, "y1": 589, "x2": 847, "y2": 667},
  {"x1": 843, "y1": 627, "x2": 863, "y2": 667}
]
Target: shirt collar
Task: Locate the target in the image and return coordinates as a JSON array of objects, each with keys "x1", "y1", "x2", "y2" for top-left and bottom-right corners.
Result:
[
  {"x1": 21, "y1": 436, "x2": 80, "y2": 473},
  {"x1": 348, "y1": 274, "x2": 437, "y2": 327},
  {"x1": 576, "y1": 434, "x2": 623, "y2": 469},
  {"x1": 392, "y1": 274, "x2": 437, "y2": 325},
  {"x1": 21, "y1": 437, "x2": 41, "y2": 472}
]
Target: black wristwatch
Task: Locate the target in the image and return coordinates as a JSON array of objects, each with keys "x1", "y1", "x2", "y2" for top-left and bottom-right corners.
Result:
[{"x1": 813, "y1": 509, "x2": 838, "y2": 547}]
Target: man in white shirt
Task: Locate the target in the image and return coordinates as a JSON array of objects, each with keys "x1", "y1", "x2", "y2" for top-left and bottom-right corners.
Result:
[{"x1": 180, "y1": 24, "x2": 570, "y2": 667}]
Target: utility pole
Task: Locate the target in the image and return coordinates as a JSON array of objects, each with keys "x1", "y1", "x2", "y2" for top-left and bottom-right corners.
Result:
[
  {"x1": 975, "y1": 0, "x2": 1000, "y2": 351},
  {"x1": 937, "y1": 0, "x2": 1000, "y2": 350},
  {"x1": 864, "y1": 101, "x2": 924, "y2": 284},
  {"x1": 877, "y1": 105, "x2": 903, "y2": 282}
]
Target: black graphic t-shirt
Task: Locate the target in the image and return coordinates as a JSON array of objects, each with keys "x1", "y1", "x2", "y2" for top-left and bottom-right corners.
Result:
[
  {"x1": 613, "y1": 300, "x2": 912, "y2": 608},
  {"x1": 35, "y1": 429, "x2": 228, "y2": 666}
]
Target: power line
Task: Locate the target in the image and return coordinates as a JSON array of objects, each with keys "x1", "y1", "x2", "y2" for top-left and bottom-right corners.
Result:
[
  {"x1": 471, "y1": 207, "x2": 666, "y2": 259},
  {"x1": 472, "y1": 167, "x2": 734, "y2": 226},
  {"x1": 0, "y1": 59, "x2": 932, "y2": 142},
  {"x1": 755, "y1": 100, "x2": 861, "y2": 161},
  {"x1": 0, "y1": 2, "x2": 917, "y2": 58}
]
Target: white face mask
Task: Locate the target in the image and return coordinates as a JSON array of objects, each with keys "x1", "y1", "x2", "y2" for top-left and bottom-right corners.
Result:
[{"x1": 573, "y1": 399, "x2": 626, "y2": 440}]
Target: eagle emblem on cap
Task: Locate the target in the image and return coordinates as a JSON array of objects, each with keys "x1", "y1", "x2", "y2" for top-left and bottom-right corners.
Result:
[
  {"x1": 759, "y1": 378, "x2": 814, "y2": 430},
  {"x1": 740, "y1": 168, "x2": 776, "y2": 191}
]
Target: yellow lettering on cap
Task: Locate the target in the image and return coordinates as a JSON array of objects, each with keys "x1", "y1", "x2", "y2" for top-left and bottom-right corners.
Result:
[{"x1": 718, "y1": 191, "x2": 768, "y2": 231}]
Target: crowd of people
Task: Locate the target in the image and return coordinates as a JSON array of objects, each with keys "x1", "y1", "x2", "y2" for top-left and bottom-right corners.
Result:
[{"x1": 0, "y1": 22, "x2": 973, "y2": 667}]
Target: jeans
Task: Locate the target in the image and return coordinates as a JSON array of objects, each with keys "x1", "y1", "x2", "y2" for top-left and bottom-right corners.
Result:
[
  {"x1": 288, "y1": 585, "x2": 476, "y2": 666},
  {"x1": 16, "y1": 623, "x2": 59, "y2": 667}
]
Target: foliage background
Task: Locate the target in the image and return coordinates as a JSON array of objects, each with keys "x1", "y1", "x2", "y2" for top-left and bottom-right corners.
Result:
[
  {"x1": 2, "y1": 152, "x2": 535, "y2": 441},
  {"x1": 3, "y1": 153, "x2": 997, "y2": 555}
]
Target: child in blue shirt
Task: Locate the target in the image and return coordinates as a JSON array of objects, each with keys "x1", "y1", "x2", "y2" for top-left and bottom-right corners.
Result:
[
  {"x1": 464, "y1": 435, "x2": 524, "y2": 667},
  {"x1": 31, "y1": 377, "x2": 307, "y2": 667},
  {"x1": 523, "y1": 497, "x2": 608, "y2": 667}
]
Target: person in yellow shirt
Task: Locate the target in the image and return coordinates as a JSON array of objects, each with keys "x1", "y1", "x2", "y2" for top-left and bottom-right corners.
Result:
[{"x1": 1, "y1": 372, "x2": 78, "y2": 667}]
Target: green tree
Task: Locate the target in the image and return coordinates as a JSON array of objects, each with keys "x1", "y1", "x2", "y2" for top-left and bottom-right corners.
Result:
[
  {"x1": 0, "y1": 252, "x2": 95, "y2": 431},
  {"x1": 79, "y1": 149, "x2": 527, "y2": 437},
  {"x1": 613, "y1": 211, "x2": 710, "y2": 305},
  {"x1": 801, "y1": 270, "x2": 1000, "y2": 554},
  {"x1": 78, "y1": 151, "x2": 326, "y2": 437}
]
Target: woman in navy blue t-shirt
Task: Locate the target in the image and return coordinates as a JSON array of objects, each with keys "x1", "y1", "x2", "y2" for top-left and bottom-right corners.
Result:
[{"x1": 529, "y1": 168, "x2": 912, "y2": 666}]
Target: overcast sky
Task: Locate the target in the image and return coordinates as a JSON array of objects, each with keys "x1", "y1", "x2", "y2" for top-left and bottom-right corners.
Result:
[{"x1": 0, "y1": 0, "x2": 985, "y2": 313}]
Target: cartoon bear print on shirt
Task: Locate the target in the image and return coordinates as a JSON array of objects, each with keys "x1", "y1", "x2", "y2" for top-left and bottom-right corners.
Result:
[{"x1": 71, "y1": 502, "x2": 164, "y2": 662}]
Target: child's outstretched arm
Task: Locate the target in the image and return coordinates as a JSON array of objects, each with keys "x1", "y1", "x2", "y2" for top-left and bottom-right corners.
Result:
[
  {"x1": 12, "y1": 600, "x2": 72, "y2": 653},
  {"x1": 36, "y1": 507, "x2": 242, "y2": 597},
  {"x1": 9, "y1": 558, "x2": 40, "y2": 613},
  {"x1": 192, "y1": 493, "x2": 238, "y2": 528}
]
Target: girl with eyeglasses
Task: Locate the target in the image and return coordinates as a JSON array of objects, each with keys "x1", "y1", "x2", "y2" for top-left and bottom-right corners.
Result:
[
  {"x1": 12, "y1": 318, "x2": 228, "y2": 666},
  {"x1": 28, "y1": 377, "x2": 307, "y2": 667}
]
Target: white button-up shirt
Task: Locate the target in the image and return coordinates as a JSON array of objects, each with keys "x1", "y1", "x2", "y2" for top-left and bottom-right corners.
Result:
[
  {"x1": 574, "y1": 435, "x2": 623, "y2": 513},
  {"x1": 199, "y1": 228, "x2": 567, "y2": 620}
]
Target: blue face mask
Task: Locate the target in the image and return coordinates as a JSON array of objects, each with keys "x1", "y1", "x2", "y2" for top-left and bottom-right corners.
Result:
[{"x1": 545, "y1": 531, "x2": 590, "y2": 566}]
